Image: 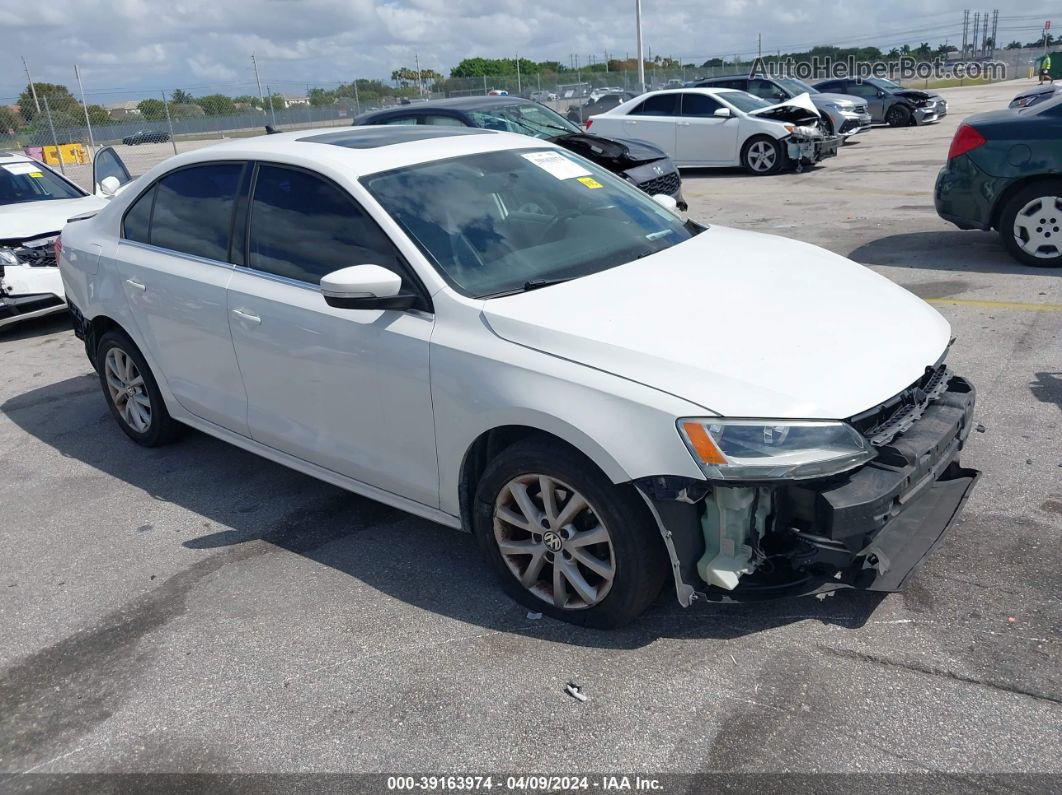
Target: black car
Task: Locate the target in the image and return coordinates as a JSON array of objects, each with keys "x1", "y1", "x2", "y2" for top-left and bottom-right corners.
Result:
[
  {"x1": 355, "y1": 96, "x2": 685, "y2": 208},
  {"x1": 1008, "y1": 83, "x2": 1062, "y2": 109},
  {"x1": 122, "y1": 130, "x2": 170, "y2": 146},
  {"x1": 566, "y1": 92, "x2": 637, "y2": 125}
]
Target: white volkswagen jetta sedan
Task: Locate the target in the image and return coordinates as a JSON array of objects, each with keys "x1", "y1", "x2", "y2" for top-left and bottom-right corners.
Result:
[{"x1": 58, "y1": 126, "x2": 978, "y2": 627}]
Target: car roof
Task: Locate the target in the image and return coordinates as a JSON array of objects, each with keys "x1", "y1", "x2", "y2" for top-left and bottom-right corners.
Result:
[
  {"x1": 0, "y1": 151, "x2": 36, "y2": 163},
  {"x1": 362, "y1": 95, "x2": 531, "y2": 116},
  {"x1": 129, "y1": 125, "x2": 551, "y2": 180}
]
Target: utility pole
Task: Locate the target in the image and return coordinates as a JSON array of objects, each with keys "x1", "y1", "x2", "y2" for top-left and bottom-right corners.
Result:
[
  {"x1": 42, "y1": 96, "x2": 64, "y2": 175},
  {"x1": 635, "y1": 0, "x2": 645, "y2": 94},
  {"x1": 251, "y1": 53, "x2": 267, "y2": 115},
  {"x1": 516, "y1": 52, "x2": 521, "y2": 95},
  {"x1": 990, "y1": 9, "x2": 998, "y2": 56},
  {"x1": 265, "y1": 84, "x2": 277, "y2": 126},
  {"x1": 22, "y1": 56, "x2": 40, "y2": 114},
  {"x1": 981, "y1": 9, "x2": 989, "y2": 54},
  {"x1": 961, "y1": 10, "x2": 969, "y2": 57},
  {"x1": 415, "y1": 51, "x2": 424, "y2": 95},
  {"x1": 353, "y1": 78, "x2": 360, "y2": 116},
  {"x1": 160, "y1": 90, "x2": 178, "y2": 156},
  {"x1": 73, "y1": 64, "x2": 95, "y2": 155},
  {"x1": 971, "y1": 12, "x2": 980, "y2": 58},
  {"x1": 758, "y1": 32, "x2": 762, "y2": 58}
]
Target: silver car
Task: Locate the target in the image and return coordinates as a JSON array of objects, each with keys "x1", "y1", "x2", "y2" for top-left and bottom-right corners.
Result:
[
  {"x1": 814, "y1": 77, "x2": 947, "y2": 126},
  {"x1": 693, "y1": 75, "x2": 872, "y2": 140}
]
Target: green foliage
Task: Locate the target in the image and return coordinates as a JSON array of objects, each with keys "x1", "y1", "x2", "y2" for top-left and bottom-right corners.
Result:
[
  {"x1": 86, "y1": 104, "x2": 111, "y2": 126},
  {"x1": 137, "y1": 98, "x2": 166, "y2": 120},
  {"x1": 195, "y1": 94, "x2": 237, "y2": 115},
  {"x1": 1005, "y1": 41, "x2": 1023, "y2": 50},
  {"x1": 169, "y1": 103, "x2": 205, "y2": 119},
  {"x1": 170, "y1": 89, "x2": 194, "y2": 105},
  {"x1": 0, "y1": 106, "x2": 22, "y2": 133},
  {"x1": 450, "y1": 57, "x2": 543, "y2": 78},
  {"x1": 18, "y1": 82, "x2": 78, "y2": 121},
  {"x1": 308, "y1": 87, "x2": 336, "y2": 106}
]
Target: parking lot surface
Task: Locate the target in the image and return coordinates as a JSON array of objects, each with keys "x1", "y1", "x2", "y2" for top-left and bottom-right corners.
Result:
[{"x1": 1, "y1": 79, "x2": 1059, "y2": 777}]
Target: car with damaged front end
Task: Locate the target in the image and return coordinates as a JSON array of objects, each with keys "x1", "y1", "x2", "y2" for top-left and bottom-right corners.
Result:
[{"x1": 58, "y1": 126, "x2": 977, "y2": 629}]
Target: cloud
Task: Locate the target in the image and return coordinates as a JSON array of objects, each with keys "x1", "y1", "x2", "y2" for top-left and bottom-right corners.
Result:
[{"x1": 0, "y1": 0, "x2": 984, "y2": 101}]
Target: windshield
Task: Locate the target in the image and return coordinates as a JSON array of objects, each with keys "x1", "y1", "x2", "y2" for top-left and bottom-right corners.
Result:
[
  {"x1": 469, "y1": 104, "x2": 581, "y2": 139},
  {"x1": 0, "y1": 162, "x2": 85, "y2": 205},
  {"x1": 776, "y1": 77, "x2": 817, "y2": 95},
  {"x1": 872, "y1": 78, "x2": 902, "y2": 93},
  {"x1": 363, "y1": 148, "x2": 695, "y2": 298},
  {"x1": 719, "y1": 91, "x2": 772, "y2": 113}
]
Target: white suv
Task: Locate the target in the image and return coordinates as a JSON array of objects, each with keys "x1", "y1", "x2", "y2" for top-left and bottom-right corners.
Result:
[{"x1": 58, "y1": 126, "x2": 978, "y2": 627}]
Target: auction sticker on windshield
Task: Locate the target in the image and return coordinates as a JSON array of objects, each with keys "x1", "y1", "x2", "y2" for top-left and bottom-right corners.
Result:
[
  {"x1": 577, "y1": 176, "x2": 603, "y2": 189},
  {"x1": 3, "y1": 163, "x2": 44, "y2": 176},
  {"x1": 522, "y1": 151, "x2": 590, "y2": 180}
]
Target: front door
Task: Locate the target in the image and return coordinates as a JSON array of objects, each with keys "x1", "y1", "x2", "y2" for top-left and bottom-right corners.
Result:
[
  {"x1": 226, "y1": 163, "x2": 439, "y2": 506},
  {"x1": 674, "y1": 92, "x2": 739, "y2": 165},
  {"x1": 114, "y1": 162, "x2": 250, "y2": 434}
]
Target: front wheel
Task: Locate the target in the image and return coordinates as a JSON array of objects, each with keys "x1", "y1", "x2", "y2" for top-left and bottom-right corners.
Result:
[
  {"x1": 885, "y1": 104, "x2": 912, "y2": 127},
  {"x1": 741, "y1": 135, "x2": 784, "y2": 176},
  {"x1": 472, "y1": 439, "x2": 668, "y2": 628},
  {"x1": 998, "y1": 180, "x2": 1062, "y2": 267}
]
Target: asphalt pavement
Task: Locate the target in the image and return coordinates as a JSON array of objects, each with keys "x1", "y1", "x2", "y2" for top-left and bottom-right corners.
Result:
[{"x1": 0, "y1": 78, "x2": 1059, "y2": 782}]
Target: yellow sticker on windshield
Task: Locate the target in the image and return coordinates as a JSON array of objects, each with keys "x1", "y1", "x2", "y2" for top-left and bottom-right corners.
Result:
[
  {"x1": 29, "y1": 172, "x2": 44, "y2": 178},
  {"x1": 577, "y1": 176, "x2": 603, "y2": 189}
]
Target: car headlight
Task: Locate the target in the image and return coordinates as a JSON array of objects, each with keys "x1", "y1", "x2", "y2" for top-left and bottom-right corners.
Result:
[
  {"x1": 677, "y1": 418, "x2": 875, "y2": 481},
  {"x1": 820, "y1": 101, "x2": 840, "y2": 110},
  {"x1": 0, "y1": 247, "x2": 20, "y2": 267}
]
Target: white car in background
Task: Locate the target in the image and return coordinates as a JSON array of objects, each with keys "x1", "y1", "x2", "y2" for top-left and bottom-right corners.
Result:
[
  {"x1": 1, "y1": 147, "x2": 132, "y2": 330},
  {"x1": 587, "y1": 87, "x2": 839, "y2": 174},
  {"x1": 58, "y1": 127, "x2": 977, "y2": 628}
]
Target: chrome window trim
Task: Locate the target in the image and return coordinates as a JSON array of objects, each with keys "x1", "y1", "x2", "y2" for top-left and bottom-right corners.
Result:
[
  {"x1": 232, "y1": 264, "x2": 318, "y2": 292},
  {"x1": 120, "y1": 239, "x2": 235, "y2": 270}
]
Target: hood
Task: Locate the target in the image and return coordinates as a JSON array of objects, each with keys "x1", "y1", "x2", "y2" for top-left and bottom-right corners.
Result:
[
  {"x1": 481, "y1": 226, "x2": 950, "y2": 419},
  {"x1": 894, "y1": 89, "x2": 942, "y2": 104},
  {"x1": 748, "y1": 92, "x2": 821, "y2": 125},
  {"x1": 552, "y1": 133, "x2": 666, "y2": 166},
  {"x1": 812, "y1": 92, "x2": 865, "y2": 107},
  {"x1": 0, "y1": 196, "x2": 108, "y2": 243}
]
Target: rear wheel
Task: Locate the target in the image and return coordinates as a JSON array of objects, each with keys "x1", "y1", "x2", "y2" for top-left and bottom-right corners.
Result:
[
  {"x1": 473, "y1": 439, "x2": 668, "y2": 628},
  {"x1": 96, "y1": 330, "x2": 182, "y2": 446},
  {"x1": 885, "y1": 104, "x2": 912, "y2": 127},
  {"x1": 999, "y1": 180, "x2": 1062, "y2": 267},
  {"x1": 741, "y1": 135, "x2": 784, "y2": 176}
]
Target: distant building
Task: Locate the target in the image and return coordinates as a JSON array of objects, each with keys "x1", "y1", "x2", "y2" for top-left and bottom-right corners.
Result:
[
  {"x1": 106, "y1": 101, "x2": 142, "y2": 119},
  {"x1": 281, "y1": 94, "x2": 309, "y2": 106}
]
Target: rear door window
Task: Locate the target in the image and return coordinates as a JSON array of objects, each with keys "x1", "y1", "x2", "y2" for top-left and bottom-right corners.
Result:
[
  {"x1": 680, "y1": 93, "x2": 723, "y2": 117},
  {"x1": 629, "y1": 93, "x2": 680, "y2": 116},
  {"x1": 137, "y1": 163, "x2": 243, "y2": 261}
]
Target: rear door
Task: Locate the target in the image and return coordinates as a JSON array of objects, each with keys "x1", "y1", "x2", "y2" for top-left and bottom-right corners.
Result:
[
  {"x1": 844, "y1": 80, "x2": 885, "y2": 120},
  {"x1": 113, "y1": 162, "x2": 250, "y2": 433},
  {"x1": 618, "y1": 93, "x2": 679, "y2": 157},
  {"x1": 675, "y1": 92, "x2": 739, "y2": 165}
]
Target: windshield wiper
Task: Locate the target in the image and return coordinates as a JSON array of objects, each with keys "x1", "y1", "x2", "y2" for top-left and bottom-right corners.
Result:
[{"x1": 523, "y1": 277, "x2": 571, "y2": 291}]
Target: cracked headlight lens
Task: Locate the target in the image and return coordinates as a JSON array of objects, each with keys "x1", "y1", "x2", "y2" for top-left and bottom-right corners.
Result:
[
  {"x1": 0, "y1": 247, "x2": 20, "y2": 267},
  {"x1": 677, "y1": 418, "x2": 875, "y2": 481}
]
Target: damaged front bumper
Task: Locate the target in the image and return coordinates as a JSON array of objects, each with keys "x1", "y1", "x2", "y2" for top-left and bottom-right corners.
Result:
[
  {"x1": 636, "y1": 373, "x2": 979, "y2": 606},
  {"x1": 785, "y1": 132, "x2": 840, "y2": 168}
]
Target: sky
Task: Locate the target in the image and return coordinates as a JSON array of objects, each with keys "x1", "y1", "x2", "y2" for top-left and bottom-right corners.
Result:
[{"x1": 0, "y1": 1, "x2": 1055, "y2": 103}]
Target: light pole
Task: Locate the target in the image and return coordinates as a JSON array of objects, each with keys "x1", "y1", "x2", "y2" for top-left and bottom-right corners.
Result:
[{"x1": 635, "y1": 0, "x2": 645, "y2": 94}]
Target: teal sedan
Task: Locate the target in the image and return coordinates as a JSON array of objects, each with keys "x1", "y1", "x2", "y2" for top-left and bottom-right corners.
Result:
[{"x1": 935, "y1": 96, "x2": 1062, "y2": 266}]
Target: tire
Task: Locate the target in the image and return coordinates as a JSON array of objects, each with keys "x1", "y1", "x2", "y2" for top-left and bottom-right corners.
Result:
[
  {"x1": 741, "y1": 135, "x2": 784, "y2": 176},
  {"x1": 998, "y1": 180, "x2": 1062, "y2": 267},
  {"x1": 885, "y1": 103, "x2": 912, "y2": 127},
  {"x1": 96, "y1": 330, "x2": 182, "y2": 446},
  {"x1": 472, "y1": 438, "x2": 669, "y2": 629}
]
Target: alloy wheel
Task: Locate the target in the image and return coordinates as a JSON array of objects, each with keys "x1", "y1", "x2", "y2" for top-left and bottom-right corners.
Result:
[
  {"x1": 1012, "y1": 196, "x2": 1062, "y2": 259},
  {"x1": 104, "y1": 347, "x2": 152, "y2": 433},
  {"x1": 493, "y1": 474, "x2": 616, "y2": 609},
  {"x1": 747, "y1": 141, "x2": 777, "y2": 172}
]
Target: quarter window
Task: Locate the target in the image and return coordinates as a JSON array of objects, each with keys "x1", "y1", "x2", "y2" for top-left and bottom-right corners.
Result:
[
  {"x1": 420, "y1": 115, "x2": 468, "y2": 127},
  {"x1": 629, "y1": 93, "x2": 679, "y2": 116},
  {"x1": 247, "y1": 164, "x2": 403, "y2": 285},
  {"x1": 122, "y1": 185, "x2": 155, "y2": 244},
  {"x1": 147, "y1": 164, "x2": 243, "y2": 261}
]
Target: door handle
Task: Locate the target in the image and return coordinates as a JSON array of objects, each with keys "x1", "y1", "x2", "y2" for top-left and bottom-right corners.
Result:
[
  {"x1": 231, "y1": 308, "x2": 261, "y2": 324},
  {"x1": 126, "y1": 278, "x2": 146, "y2": 291}
]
